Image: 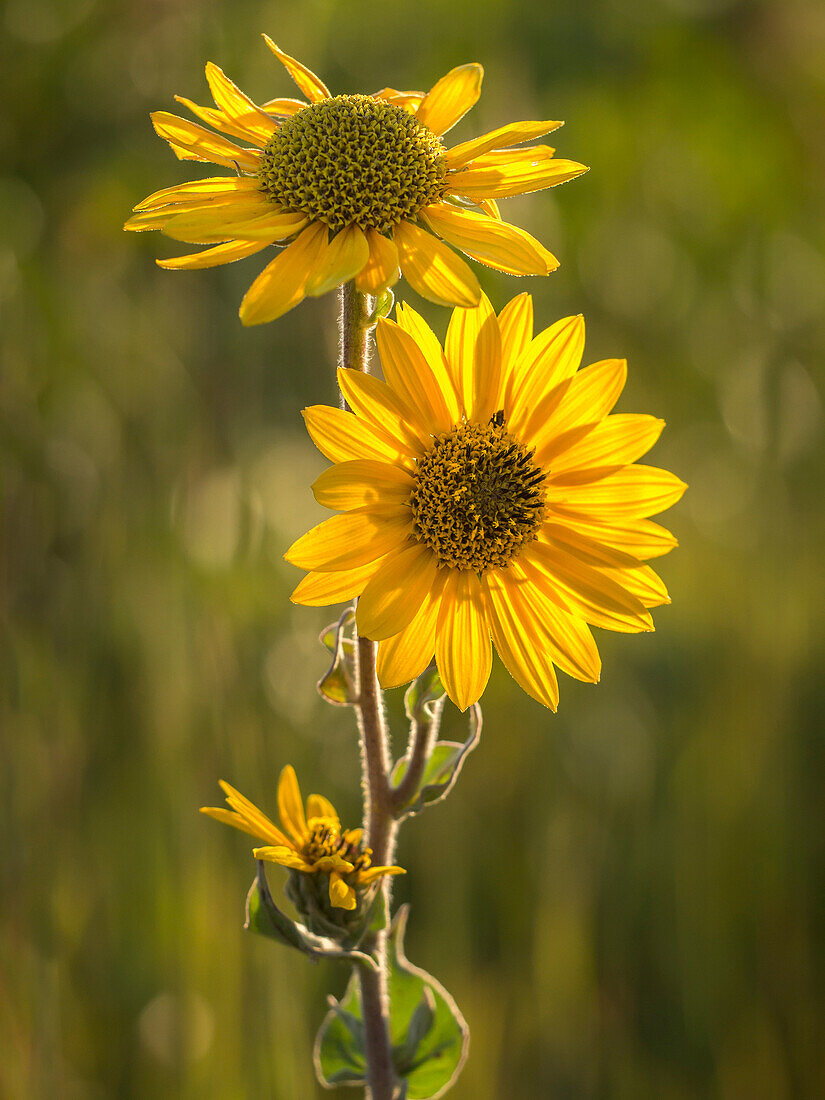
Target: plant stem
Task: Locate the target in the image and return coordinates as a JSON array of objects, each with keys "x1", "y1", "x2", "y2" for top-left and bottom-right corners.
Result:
[
  {"x1": 339, "y1": 281, "x2": 398, "y2": 1100},
  {"x1": 390, "y1": 701, "x2": 441, "y2": 814}
]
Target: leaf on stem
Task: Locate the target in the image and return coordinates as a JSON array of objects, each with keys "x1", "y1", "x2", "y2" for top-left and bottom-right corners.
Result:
[
  {"x1": 314, "y1": 905, "x2": 469, "y2": 1097},
  {"x1": 318, "y1": 607, "x2": 357, "y2": 705},
  {"x1": 392, "y1": 701, "x2": 482, "y2": 819},
  {"x1": 245, "y1": 862, "x2": 378, "y2": 969}
]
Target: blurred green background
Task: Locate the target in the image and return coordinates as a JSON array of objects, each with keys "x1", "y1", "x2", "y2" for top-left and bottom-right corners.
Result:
[{"x1": 3, "y1": 0, "x2": 824, "y2": 1095}]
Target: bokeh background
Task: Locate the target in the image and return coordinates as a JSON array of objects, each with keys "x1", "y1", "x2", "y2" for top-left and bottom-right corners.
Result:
[{"x1": 3, "y1": 0, "x2": 825, "y2": 1095}]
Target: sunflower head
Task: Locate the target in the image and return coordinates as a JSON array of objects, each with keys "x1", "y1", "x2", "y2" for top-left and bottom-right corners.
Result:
[
  {"x1": 200, "y1": 767, "x2": 404, "y2": 922},
  {"x1": 258, "y1": 94, "x2": 447, "y2": 233}
]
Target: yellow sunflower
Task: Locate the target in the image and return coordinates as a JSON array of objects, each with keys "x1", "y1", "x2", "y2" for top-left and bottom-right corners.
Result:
[
  {"x1": 285, "y1": 293, "x2": 687, "y2": 711},
  {"x1": 124, "y1": 37, "x2": 588, "y2": 323},
  {"x1": 201, "y1": 766, "x2": 404, "y2": 910}
]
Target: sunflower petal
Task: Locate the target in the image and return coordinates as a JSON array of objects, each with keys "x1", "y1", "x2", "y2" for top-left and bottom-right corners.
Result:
[
  {"x1": 376, "y1": 572, "x2": 447, "y2": 689},
  {"x1": 276, "y1": 765, "x2": 307, "y2": 842},
  {"x1": 600, "y1": 564, "x2": 670, "y2": 608},
  {"x1": 445, "y1": 292, "x2": 502, "y2": 420},
  {"x1": 290, "y1": 558, "x2": 387, "y2": 606},
  {"x1": 446, "y1": 119, "x2": 564, "y2": 169},
  {"x1": 356, "y1": 543, "x2": 438, "y2": 640},
  {"x1": 216, "y1": 781, "x2": 293, "y2": 846},
  {"x1": 254, "y1": 845, "x2": 311, "y2": 871},
  {"x1": 548, "y1": 465, "x2": 688, "y2": 520},
  {"x1": 422, "y1": 204, "x2": 558, "y2": 276},
  {"x1": 204, "y1": 62, "x2": 278, "y2": 140},
  {"x1": 416, "y1": 63, "x2": 483, "y2": 135},
  {"x1": 157, "y1": 238, "x2": 271, "y2": 270},
  {"x1": 133, "y1": 176, "x2": 262, "y2": 211},
  {"x1": 497, "y1": 293, "x2": 534, "y2": 384},
  {"x1": 150, "y1": 111, "x2": 260, "y2": 170},
  {"x1": 239, "y1": 222, "x2": 329, "y2": 325},
  {"x1": 302, "y1": 405, "x2": 416, "y2": 467},
  {"x1": 450, "y1": 156, "x2": 589, "y2": 199},
  {"x1": 393, "y1": 221, "x2": 481, "y2": 308},
  {"x1": 306, "y1": 794, "x2": 339, "y2": 825},
  {"x1": 435, "y1": 570, "x2": 491, "y2": 710},
  {"x1": 337, "y1": 367, "x2": 428, "y2": 449},
  {"x1": 375, "y1": 318, "x2": 454, "y2": 433},
  {"x1": 260, "y1": 96, "x2": 308, "y2": 116},
  {"x1": 393, "y1": 303, "x2": 461, "y2": 422},
  {"x1": 507, "y1": 315, "x2": 585, "y2": 431},
  {"x1": 548, "y1": 414, "x2": 665, "y2": 479},
  {"x1": 355, "y1": 230, "x2": 400, "y2": 294},
  {"x1": 285, "y1": 511, "x2": 410, "y2": 571},
  {"x1": 556, "y1": 514, "x2": 679, "y2": 560},
  {"x1": 532, "y1": 359, "x2": 628, "y2": 461},
  {"x1": 305, "y1": 225, "x2": 371, "y2": 296},
  {"x1": 262, "y1": 36, "x2": 331, "y2": 102},
  {"x1": 483, "y1": 570, "x2": 560, "y2": 710},
  {"x1": 312, "y1": 458, "x2": 414, "y2": 511},
  {"x1": 329, "y1": 872, "x2": 357, "y2": 910}
]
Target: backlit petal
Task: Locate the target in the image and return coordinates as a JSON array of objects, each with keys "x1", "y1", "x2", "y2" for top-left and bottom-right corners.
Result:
[
  {"x1": 531, "y1": 359, "x2": 628, "y2": 461},
  {"x1": 421, "y1": 204, "x2": 558, "y2": 275},
  {"x1": 376, "y1": 572, "x2": 447, "y2": 689},
  {"x1": 150, "y1": 111, "x2": 260, "y2": 170},
  {"x1": 156, "y1": 238, "x2": 270, "y2": 270},
  {"x1": 498, "y1": 293, "x2": 533, "y2": 384},
  {"x1": 337, "y1": 367, "x2": 428, "y2": 450},
  {"x1": 306, "y1": 225, "x2": 371, "y2": 296},
  {"x1": 435, "y1": 570, "x2": 491, "y2": 710},
  {"x1": 548, "y1": 414, "x2": 665, "y2": 482},
  {"x1": 507, "y1": 314, "x2": 585, "y2": 431},
  {"x1": 262, "y1": 36, "x2": 331, "y2": 102},
  {"x1": 393, "y1": 221, "x2": 481, "y2": 308},
  {"x1": 446, "y1": 119, "x2": 564, "y2": 169},
  {"x1": 239, "y1": 223, "x2": 329, "y2": 325},
  {"x1": 285, "y1": 510, "x2": 410, "y2": 571},
  {"x1": 393, "y1": 304, "x2": 461, "y2": 422},
  {"x1": 277, "y1": 765, "x2": 307, "y2": 842},
  {"x1": 290, "y1": 558, "x2": 387, "y2": 606},
  {"x1": 302, "y1": 405, "x2": 416, "y2": 467},
  {"x1": 416, "y1": 63, "x2": 483, "y2": 135},
  {"x1": 483, "y1": 570, "x2": 560, "y2": 710},
  {"x1": 375, "y1": 318, "x2": 454, "y2": 433},
  {"x1": 548, "y1": 465, "x2": 688, "y2": 520},
  {"x1": 312, "y1": 459, "x2": 414, "y2": 511},
  {"x1": 444, "y1": 292, "x2": 502, "y2": 420},
  {"x1": 355, "y1": 230, "x2": 400, "y2": 294},
  {"x1": 450, "y1": 156, "x2": 588, "y2": 199},
  {"x1": 356, "y1": 543, "x2": 439, "y2": 639}
]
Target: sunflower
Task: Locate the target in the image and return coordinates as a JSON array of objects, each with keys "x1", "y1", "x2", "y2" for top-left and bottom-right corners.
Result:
[
  {"x1": 285, "y1": 294, "x2": 686, "y2": 711},
  {"x1": 124, "y1": 38, "x2": 588, "y2": 324},
  {"x1": 201, "y1": 766, "x2": 404, "y2": 910}
]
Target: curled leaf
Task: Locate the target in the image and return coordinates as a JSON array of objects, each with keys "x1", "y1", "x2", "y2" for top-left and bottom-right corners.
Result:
[
  {"x1": 392, "y1": 703, "x2": 482, "y2": 818},
  {"x1": 318, "y1": 607, "x2": 357, "y2": 706},
  {"x1": 245, "y1": 862, "x2": 377, "y2": 970}
]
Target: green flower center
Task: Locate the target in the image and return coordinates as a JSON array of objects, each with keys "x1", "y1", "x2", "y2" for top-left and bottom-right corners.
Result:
[
  {"x1": 410, "y1": 416, "x2": 547, "y2": 573},
  {"x1": 257, "y1": 94, "x2": 447, "y2": 233}
]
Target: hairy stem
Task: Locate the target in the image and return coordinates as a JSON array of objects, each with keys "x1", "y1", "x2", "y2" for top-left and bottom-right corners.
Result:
[
  {"x1": 391, "y1": 701, "x2": 442, "y2": 813},
  {"x1": 339, "y1": 282, "x2": 397, "y2": 1100}
]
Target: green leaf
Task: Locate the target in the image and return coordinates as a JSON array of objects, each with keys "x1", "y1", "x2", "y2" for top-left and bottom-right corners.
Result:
[
  {"x1": 245, "y1": 863, "x2": 377, "y2": 970},
  {"x1": 404, "y1": 664, "x2": 445, "y2": 724},
  {"x1": 314, "y1": 906, "x2": 468, "y2": 1098},
  {"x1": 392, "y1": 703, "x2": 482, "y2": 819},
  {"x1": 318, "y1": 608, "x2": 357, "y2": 706}
]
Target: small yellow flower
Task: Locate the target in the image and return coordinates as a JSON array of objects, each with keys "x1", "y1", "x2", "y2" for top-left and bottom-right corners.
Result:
[
  {"x1": 201, "y1": 766, "x2": 404, "y2": 910},
  {"x1": 124, "y1": 38, "x2": 588, "y2": 323},
  {"x1": 286, "y1": 294, "x2": 687, "y2": 712}
]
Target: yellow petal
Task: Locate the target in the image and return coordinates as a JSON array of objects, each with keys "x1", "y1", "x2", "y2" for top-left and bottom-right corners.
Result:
[
  {"x1": 216, "y1": 780, "x2": 293, "y2": 846},
  {"x1": 133, "y1": 176, "x2": 262, "y2": 211},
  {"x1": 262, "y1": 36, "x2": 331, "y2": 102},
  {"x1": 260, "y1": 96, "x2": 309, "y2": 115},
  {"x1": 239, "y1": 222, "x2": 328, "y2": 325},
  {"x1": 548, "y1": 465, "x2": 687, "y2": 520},
  {"x1": 358, "y1": 865, "x2": 406, "y2": 885},
  {"x1": 157, "y1": 238, "x2": 271, "y2": 270},
  {"x1": 483, "y1": 570, "x2": 560, "y2": 710},
  {"x1": 285, "y1": 511, "x2": 411, "y2": 571},
  {"x1": 254, "y1": 845, "x2": 311, "y2": 871},
  {"x1": 291, "y1": 559, "x2": 387, "y2": 606},
  {"x1": 393, "y1": 221, "x2": 481, "y2": 309},
  {"x1": 508, "y1": 559, "x2": 602, "y2": 683},
  {"x1": 302, "y1": 405, "x2": 416, "y2": 468},
  {"x1": 312, "y1": 459, "x2": 414, "y2": 512},
  {"x1": 150, "y1": 111, "x2": 260, "y2": 171},
  {"x1": 162, "y1": 208, "x2": 306, "y2": 245},
  {"x1": 422, "y1": 204, "x2": 558, "y2": 277},
  {"x1": 498, "y1": 293, "x2": 533, "y2": 383},
  {"x1": 375, "y1": 319, "x2": 454, "y2": 433},
  {"x1": 277, "y1": 765, "x2": 308, "y2": 843},
  {"x1": 373, "y1": 88, "x2": 425, "y2": 112},
  {"x1": 522, "y1": 539, "x2": 653, "y2": 633},
  {"x1": 376, "y1": 572, "x2": 447, "y2": 689},
  {"x1": 337, "y1": 367, "x2": 428, "y2": 450},
  {"x1": 200, "y1": 806, "x2": 267, "y2": 841},
  {"x1": 416, "y1": 63, "x2": 483, "y2": 135},
  {"x1": 356, "y1": 543, "x2": 439, "y2": 640},
  {"x1": 557, "y1": 514, "x2": 678, "y2": 561},
  {"x1": 600, "y1": 563, "x2": 670, "y2": 608},
  {"x1": 355, "y1": 230, "x2": 401, "y2": 294},
  {"x1": 450, "y1": 156, "x2": 589, "y2": 199},
  {"x1": 393, "y1": 303, "x2": 461, "y2": 423},
  {"x1": 531, "y1": 359, "x2": 628, "y2": 461},
  {"x1": 306, "y1": 225, "x2": 371, "y2": 297},
  {"x1": 444, "y1": 292, "x2": 502, "y2": 421},
  {"x1": 329, "y1": 872, "x2": 357, "y2": 910},
  {"x1": 306, "y1": 794, "x2": 339, "y2": 825},
  {"x1": 507, "y1": 315, "x2": 585, "y2": 432},
  {"x1": 435, "y1": 570, "x2": 491, "y2": 710},
  {"x1": 548, "y1": 415, "x2": 665, "y2": 482},
  {"x1": 204, "y1": 62, "x2": 277, "y2": 142},
  {"x1": 446, "y1": 119, "x2": 564, "y2": 169},
  {"x1": 538, "y1": 522, "x2": 640, "y2": 571}
]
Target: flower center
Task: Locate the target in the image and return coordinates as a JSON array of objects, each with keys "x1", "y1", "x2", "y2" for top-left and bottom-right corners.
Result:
[
  {"x1": 257, "y1": 94, "x2": 447, "y2": 233},
  {"x1": 303, "y1": 821, "x2": 373, "y2": 873},
  {"x1": 410, "y1": 416, "x2": 547, "y2": 573}
]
